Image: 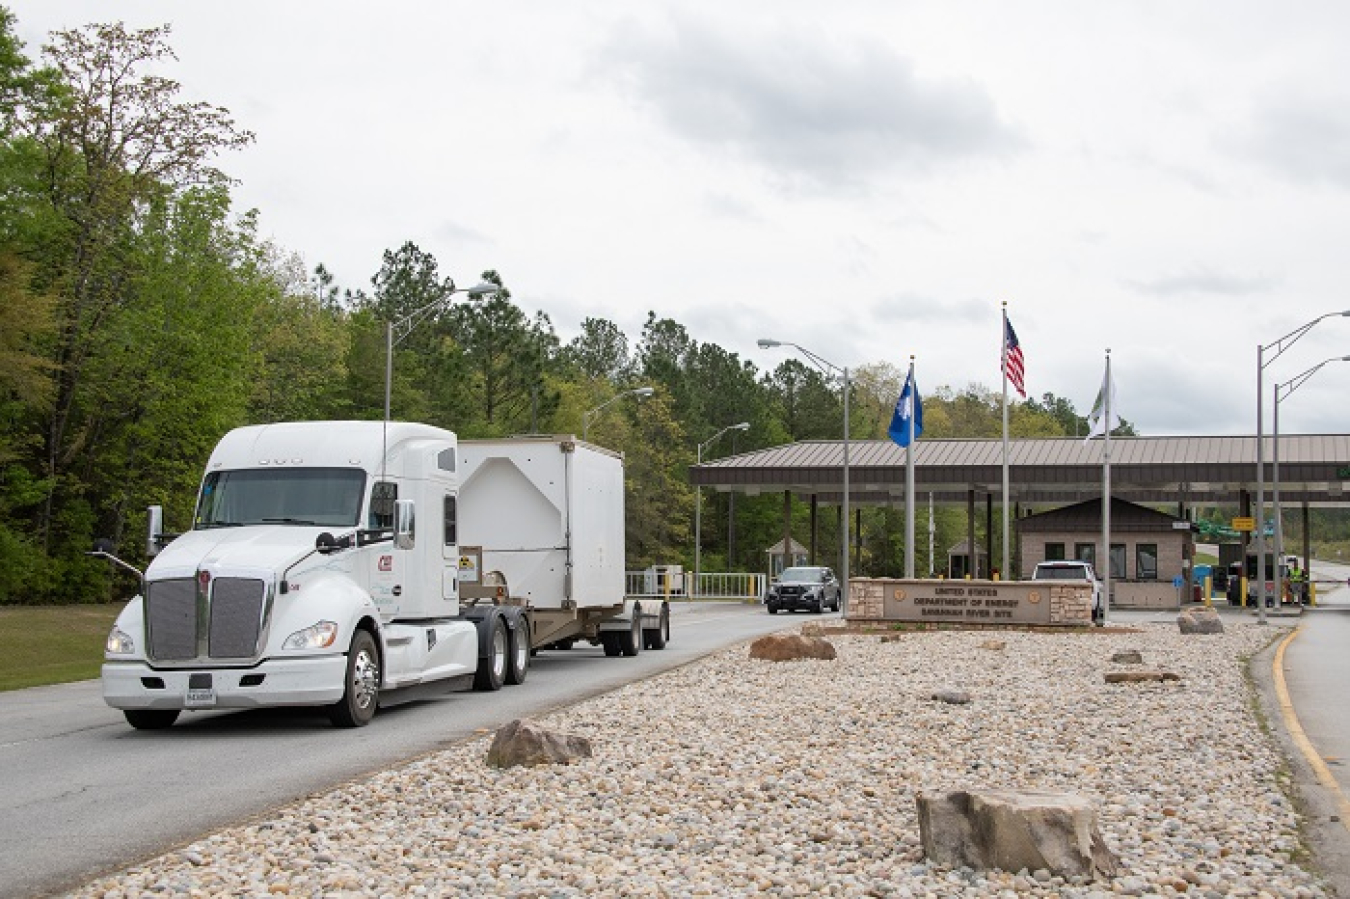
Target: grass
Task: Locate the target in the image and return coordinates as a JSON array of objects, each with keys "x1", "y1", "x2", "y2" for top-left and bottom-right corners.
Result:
[{"x1": 0, "y1": 604, "x2": 123, "y2": 692}]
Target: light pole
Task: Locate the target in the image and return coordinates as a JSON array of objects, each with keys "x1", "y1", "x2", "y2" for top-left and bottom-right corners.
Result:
[
  {"x1": 758, "y1": 338, "x2": 850, "y2": 612},
  {"x1": 1255, "y1": 311, "x2": 1350, "y2": 622},
  {"x1": 582, "y1": 387, "x2": 655, "y2": 441},
  {"x1": 385, "y1": 279, "x2": 498, "y2": 424},
  {"x1": 1273, "y1": 355, "x2": 1350, "y2": 600},
  {"x1": 695, "y1": 422, "x2": 750, "y2": 597},
  {"x1": 382, "y1": 278, "x2": 497, "y2": 474}
]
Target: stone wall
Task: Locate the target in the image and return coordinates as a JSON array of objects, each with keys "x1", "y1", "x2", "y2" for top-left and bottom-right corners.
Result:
[{"x1": 848, "y1": 578, "x2": 1093, "y2": 627}]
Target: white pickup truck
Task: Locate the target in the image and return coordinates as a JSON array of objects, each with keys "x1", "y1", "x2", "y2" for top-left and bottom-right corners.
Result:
[{"x1": 1031, "y1": 560, "x2": 1104, "y2": 624}]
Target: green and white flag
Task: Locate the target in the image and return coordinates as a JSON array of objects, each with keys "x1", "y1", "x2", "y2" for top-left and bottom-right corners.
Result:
[{"x1": 1085, "y1": 365, "x2": 1120, "y2": 441}]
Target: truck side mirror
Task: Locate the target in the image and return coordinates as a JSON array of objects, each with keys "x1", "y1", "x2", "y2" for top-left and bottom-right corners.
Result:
[
  {"x1": 394, "y1": 499, "x2": 415, "y2": 550},
  {"x1": 147, "y1": 505, "x2": 164, "y2": 558}
]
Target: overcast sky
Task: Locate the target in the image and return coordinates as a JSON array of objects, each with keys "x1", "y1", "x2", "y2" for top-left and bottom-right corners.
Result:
[{"x1": 11, "y1": 1, "x2": 1350, "y2": 437}]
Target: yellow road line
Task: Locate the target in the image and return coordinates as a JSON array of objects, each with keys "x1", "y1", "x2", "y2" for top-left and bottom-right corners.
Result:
[{"x1": 1273, "y1": 627, "x2": 1350, "y2": 833}]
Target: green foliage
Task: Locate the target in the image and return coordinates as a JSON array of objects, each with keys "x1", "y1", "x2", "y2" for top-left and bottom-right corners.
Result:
[
  {"x1": 616, "y1": 391, "x2": 691, "y2": 568},
  {"x1": 446, "y1": 271, "x2": 559, "y2": 436}
]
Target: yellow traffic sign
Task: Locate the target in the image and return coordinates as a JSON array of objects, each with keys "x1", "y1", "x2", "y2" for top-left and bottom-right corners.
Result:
[{"x1": 1232, "y1": 517, "x2": 1255, "y2": 532}]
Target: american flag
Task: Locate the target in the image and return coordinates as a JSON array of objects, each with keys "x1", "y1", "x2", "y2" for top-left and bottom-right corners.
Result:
[{"x1": 1003, "y1": 317, "x2": 1026, "y2": 398}]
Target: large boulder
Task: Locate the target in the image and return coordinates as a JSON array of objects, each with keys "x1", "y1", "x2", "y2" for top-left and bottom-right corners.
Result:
[
  {"x1": 485, "y1": 718, "x2": 592, "y2": 769},
  {"x1": 1177, "y1": 608, "x2": 1224, "y2": 634},
  {"x1": 917, "y1": 789, "x2": 1119, "y2": 879},
  {"x1": 749, "y1": 633, "x2": 837, "y2": 662}
]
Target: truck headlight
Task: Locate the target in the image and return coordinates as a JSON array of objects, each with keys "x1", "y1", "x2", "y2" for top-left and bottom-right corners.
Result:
[
  {"x1": 282, "y1": 620, "x2": 340, "y2": 651},
  {"x1": 105, "y1": 626, "x2": 135, "y2": 655}
]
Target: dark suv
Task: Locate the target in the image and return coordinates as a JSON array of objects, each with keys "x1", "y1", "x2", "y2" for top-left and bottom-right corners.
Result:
[{"x1": 765, "y1": 566, "x2": 841, "y2": 614}]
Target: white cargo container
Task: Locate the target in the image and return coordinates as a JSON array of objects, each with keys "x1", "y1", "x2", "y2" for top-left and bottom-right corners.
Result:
[
  {"x1": 458, "y1": 435, "x2": 667, "y2": 652},
  {"x1": 98, "y1": 422, "x2": 669, "y2": 730}
]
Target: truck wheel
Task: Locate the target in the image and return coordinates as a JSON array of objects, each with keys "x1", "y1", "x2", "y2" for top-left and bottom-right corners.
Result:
[
  {"x1": 619, "y1": 611, "x2": 641, "y2": 657},
  {"x1": 505, "y1": 619, "x2": 530, "y2": 685},
  {"x1": 601, "y1": 633, "x2": 622, "y2": 657},
  {"x1": 644, "y1": 605, "x2": 669, "y2": 650},
  {"x1": 329, "y1": 630, "x2": 380, "y2": 728},
  {"x1": 474, "y1": 615, "x2": 508, "y2": 691},
  {"x1": 124, "y1": 709, "x2": 180, "y2": 730}
]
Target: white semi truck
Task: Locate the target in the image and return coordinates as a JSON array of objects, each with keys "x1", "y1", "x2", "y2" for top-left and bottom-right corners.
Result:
[{"x1": 99, "y1": 421, "x2": 669, "y2": 729}]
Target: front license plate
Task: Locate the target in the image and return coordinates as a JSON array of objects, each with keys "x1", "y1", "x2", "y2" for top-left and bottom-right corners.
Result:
[{"x1": 185, "y1": 688, "x2": 216, "y2": 708}]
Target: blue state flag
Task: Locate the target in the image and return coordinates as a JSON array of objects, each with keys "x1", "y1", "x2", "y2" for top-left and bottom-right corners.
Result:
[{"x1": 888, "y1": 369, "x2": 923, "y2": 448}]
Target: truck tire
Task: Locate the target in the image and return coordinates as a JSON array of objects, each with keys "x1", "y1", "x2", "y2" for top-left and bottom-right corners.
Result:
[
  {"x1": 618, "y1": 609, "x2": 641, "y2": 658},
  {"x1": 124, "y1": 709, "x2": 180, "y2": 730},
  {"x1": 505, "y1": 617, "x2": 530, "y2": 685},
  {"x1": 601, "y1": 633, "x2": 621, "y2": 657},
  {"x1": 644, "y1": 605, "x2": 669, "y2": 650},
  {"x1": 474, "y1": 615, "x2": 508, "y2": 691},
  {"x1": 329, "y1": 630, "x2": 380, "y2": 728}
]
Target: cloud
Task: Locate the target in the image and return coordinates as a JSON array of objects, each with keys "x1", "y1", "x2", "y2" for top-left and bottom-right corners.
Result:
[
  {"x1": 600, "y1": 13, "x2": 1020, "y2": 188},
  {"x1": 872, "y1": 293, "x2": 986, "y2": 324},
  {"x1": 702, "y1": 191, "x2": 761, "y2": 221},
  {"x1": 1127, "y1": 266, "x2": 1278, "y2": 298},
  {"x1": 1232, "y1": 92, "x2": 1350, "y2": 189},
  {"x1": 435, "y1": 220, "x2": 493, "y2": 247}
]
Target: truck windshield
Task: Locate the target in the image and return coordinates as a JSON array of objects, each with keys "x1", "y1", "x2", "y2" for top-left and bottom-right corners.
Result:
[{"x1": 196, "y1": 468, "x2": 366, "y2": 529}]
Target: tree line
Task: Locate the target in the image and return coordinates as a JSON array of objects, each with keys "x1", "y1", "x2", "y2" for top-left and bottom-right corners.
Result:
[{"x1": 1, "y1": 13, "x2": 1137, "y2": 605}]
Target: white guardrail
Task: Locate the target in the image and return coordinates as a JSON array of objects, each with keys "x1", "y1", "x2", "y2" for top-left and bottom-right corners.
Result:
[{"x1": 625, "y1": 571, "x2": 767, "y2": 601}]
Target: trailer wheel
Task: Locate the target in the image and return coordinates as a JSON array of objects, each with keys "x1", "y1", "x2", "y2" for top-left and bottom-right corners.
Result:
[
  {"x1": 618, "y1": 610, "x2": 641, "y2": 657},
  {"x1": 474, "y1": 615, "x2": 508, "y2": 691},
  {"x1": 601, "y1": 633, "x2": 622, "y2": 657},
  {"x1": 505, "y1": 618, "x2": 530, "y2": 685},
  {"x1": 644, "y1": 605, "x2": 669, "y2": 650},
  {"x1": 124, "y1": 709, "x2": 180, "y2": 730},
  {"x1": 330, "y1": 630, "x2": 380, "y2": 728}
]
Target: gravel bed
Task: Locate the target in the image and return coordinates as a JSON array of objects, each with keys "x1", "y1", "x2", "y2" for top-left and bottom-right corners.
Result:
[{"x1": 70, "y1": 623, "x2": 1331, "y2": 898}]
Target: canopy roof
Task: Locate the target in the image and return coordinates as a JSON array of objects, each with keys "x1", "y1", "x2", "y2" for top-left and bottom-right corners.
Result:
[{"x1": 690, "y1": 435, "x2": 1350, "y2": 507}]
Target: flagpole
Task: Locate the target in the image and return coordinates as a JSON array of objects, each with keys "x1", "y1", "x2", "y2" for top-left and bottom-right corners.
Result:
[
  {"x1": 928, "y1": 491, "x2": 935, "y2": 577},
  {"x1": 1001, "y1": 303, "x2": 1011, "y2": 579},
  {"x1": 1102, "y1": 349, "x2": 1112, "y2": 624},
  {"x1": 905, "y1": 355, "x2": 916, "y2": 578}
]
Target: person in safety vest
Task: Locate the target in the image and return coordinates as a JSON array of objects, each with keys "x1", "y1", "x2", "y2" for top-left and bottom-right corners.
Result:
[{"x1": 1287, "y1": 558, "x2": 1306, "y2": 604}]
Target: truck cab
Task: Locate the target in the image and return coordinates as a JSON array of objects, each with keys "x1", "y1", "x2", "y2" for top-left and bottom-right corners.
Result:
[{"x1": 101, "y1": 422, "x2": 519, "y2": 730}]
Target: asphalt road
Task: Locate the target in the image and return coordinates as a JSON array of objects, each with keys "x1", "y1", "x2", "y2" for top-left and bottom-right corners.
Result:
[{"x1": 1, "y1": 600, "x2": 814, "y2": 899}]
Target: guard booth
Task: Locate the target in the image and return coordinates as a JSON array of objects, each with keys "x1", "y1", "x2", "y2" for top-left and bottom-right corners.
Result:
[
  {"x1": 947, "y1": 540, "x2": 988, "y2": 579},
  {"x1": 1017, "y1": 497, "x2": 1193, "y2": 609},
  {"x1": 765, "y1": 537, "x2": 809, "y2": 576}
]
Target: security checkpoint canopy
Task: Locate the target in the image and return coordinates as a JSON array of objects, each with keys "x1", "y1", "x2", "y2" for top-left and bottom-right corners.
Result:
[{"x1": 689, "y1": 435, "x2": 1350, "y2": 507}]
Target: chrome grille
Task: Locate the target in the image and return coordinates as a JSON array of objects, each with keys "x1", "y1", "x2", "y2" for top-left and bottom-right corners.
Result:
[
  {"x1": 144, "y1": 576, "x2": 267, "y2": 662},
  {"x1": 145, "y1": 578, "x2": 197, "y2": 660},
  {"x1": 209, "y1": 578, "x2": 265, "y2": 658}
]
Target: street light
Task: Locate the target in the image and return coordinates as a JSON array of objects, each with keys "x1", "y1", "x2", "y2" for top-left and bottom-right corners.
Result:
[
  {"x1": 382, "y1": 278, "x2": 497, "y2": 477},
  {"x1": 1273, "y1": 355, "x2": 1350, "y2": 600},
  {"x1": 758, "y1": 338, "x2": 850, "y2": 612},
  {"x1": 385, "y1": 279, "x2": 498, "y2": 423},
  {"x1": 582, "y1": 387, "x2": 655, "y2": 441},
  {"x1": 695, "y1": 422, "x2": 750, "y2": 597},
  {"x1": 1255, "y1": 310, "x2": 1350, "y2": 622}
]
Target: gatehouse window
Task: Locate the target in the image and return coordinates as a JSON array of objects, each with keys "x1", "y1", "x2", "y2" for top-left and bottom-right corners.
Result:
[
  {"x1": 1045, "y1": 542, "x2": 1065, "y2": 561},
  {"x1": 1137, "y1": 544, "x2": 1158, "y2": 580},
  {"x1": 1074, "y1": 543, "x2": 1096, "y2": 568},
  {"x1": 1109, "y1": 544, "x2": 1126, "y2": 580}
]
